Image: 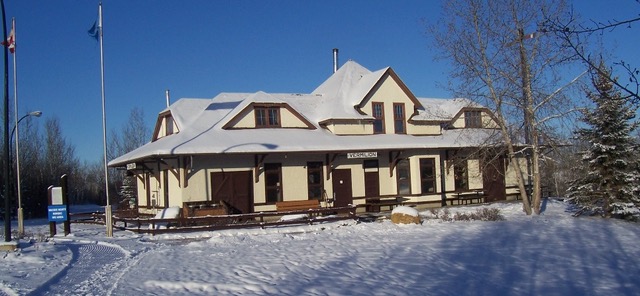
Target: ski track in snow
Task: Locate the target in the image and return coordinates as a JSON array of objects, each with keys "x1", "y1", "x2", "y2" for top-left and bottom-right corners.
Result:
[{"x1": 28, "y1": 242, "x2": 126, "y2": 296}]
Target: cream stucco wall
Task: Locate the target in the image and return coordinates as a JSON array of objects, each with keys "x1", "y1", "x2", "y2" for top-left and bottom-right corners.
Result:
[
  {"x1": 229, "y1": 108, "x2": 254, "y2": 128},
  {"x1": 155, "y1": 116, "x2": 179, "y2": 139},
  {"x1": 406, "y1": 123, "x2": 441, "y2": 135},
  {"x1": 325, "y1": 121, "x2": 373, "y2": 135}
]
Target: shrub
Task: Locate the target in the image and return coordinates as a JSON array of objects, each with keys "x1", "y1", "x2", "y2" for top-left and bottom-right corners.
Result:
[{"x1": 429, "y1": 207, "x2": 503, "y2": 222}]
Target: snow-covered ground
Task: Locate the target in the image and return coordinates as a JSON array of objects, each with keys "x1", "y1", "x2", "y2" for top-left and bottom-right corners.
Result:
[{"x1": 2, "y1": 199, "x2": 639, "y2": 296}]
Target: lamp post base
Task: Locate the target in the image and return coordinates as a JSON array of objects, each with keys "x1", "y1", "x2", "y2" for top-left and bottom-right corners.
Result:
[
  {"x1": 105, "y1": 205, "x2": 113, "y2": 237},
  {"x1": 17, "y1": 207, "x2": 24, "y2": 237}
]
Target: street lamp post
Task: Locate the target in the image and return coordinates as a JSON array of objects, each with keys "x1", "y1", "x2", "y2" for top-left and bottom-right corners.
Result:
[{"x1": 11, "y1": 110, "x2": 42, "y2": 236}]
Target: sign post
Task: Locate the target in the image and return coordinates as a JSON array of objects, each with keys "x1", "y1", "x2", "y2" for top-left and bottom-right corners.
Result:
[
  {"x1": 60, "y1": 174, "x2": 70, "y2": 235},
  {"x1": 47, "y1": 175, "x2": 70, "y2": 237}
]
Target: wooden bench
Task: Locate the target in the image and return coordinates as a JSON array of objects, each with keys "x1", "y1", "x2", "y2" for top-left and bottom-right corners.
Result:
[
  {"x1": 450, "y1": 191, "x2": 485, "y2": 205},
  {"x1": 365, "y1": 197, "x2": 403, "y2": 212},
  {"x1": 276, "y1": 199, "x2": 320, "y2": 212}
]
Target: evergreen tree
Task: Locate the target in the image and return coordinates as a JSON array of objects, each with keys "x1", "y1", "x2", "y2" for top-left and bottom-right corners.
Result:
[
  {"x1": 119, "y1": 171, "x2": 137, "y2": 209},
  {"x1": 567, "y1": 64, "x2": 640, "y2": 220}
]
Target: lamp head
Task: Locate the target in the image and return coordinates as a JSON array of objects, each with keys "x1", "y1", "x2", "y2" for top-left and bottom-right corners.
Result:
[{"x1": 29, "y1": 111, "x2": 42, "y2": 117}]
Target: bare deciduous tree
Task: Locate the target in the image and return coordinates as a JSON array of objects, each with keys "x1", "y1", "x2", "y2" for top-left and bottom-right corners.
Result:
[
  {"x1": 429, "y1": 0, "x2": 580, "y2": 214},
  {"x1": 542, "y1": 3, "x2": 640, "y2": 103}
]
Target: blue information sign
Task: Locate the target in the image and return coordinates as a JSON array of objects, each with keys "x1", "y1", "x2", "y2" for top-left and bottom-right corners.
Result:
[{"x1": 48, "y1": 205, "x2": 68, "y2": 222}]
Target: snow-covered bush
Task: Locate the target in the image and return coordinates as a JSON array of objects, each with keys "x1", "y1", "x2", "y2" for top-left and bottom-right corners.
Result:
[{"x1": 428, "y1": 208, "x2": 503, "y2": 222}]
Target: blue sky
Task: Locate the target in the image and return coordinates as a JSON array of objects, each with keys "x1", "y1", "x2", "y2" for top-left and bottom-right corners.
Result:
[{"x1": 4, "y1": 1, "x2": 640, "y2": 162}]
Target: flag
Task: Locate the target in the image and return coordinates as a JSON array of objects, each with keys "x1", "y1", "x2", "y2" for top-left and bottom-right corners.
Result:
[
  {"x1": 2, "y1": 22, "x2": 15, "y2": 53},
  {"x1": 88, "y1": 20, "x2": 99, "y2": 41},
  {"x1": 522, "y1": 32, "x2": 538, "y2": 40}
]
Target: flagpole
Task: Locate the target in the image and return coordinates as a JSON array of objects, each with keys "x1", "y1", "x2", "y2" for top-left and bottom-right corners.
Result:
[
  {"x1": 97, "y1": 2, "x2": 112, "y2": 237},
  {"x1": 10, "y1": 17, "x2": 24, "y2": 236},
  {"x1": 2, "y1": 0, "x2": 12, "y2": 243}
]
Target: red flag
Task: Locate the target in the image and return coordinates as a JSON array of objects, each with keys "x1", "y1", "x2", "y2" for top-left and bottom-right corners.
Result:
[{"x1": 1, "y1": 23, "x2": 15, "y2": 53}]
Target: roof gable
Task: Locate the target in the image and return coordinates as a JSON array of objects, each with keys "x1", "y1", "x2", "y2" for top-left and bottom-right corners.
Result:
[{"x1": 355, "y1": 68, "x2": 423, "y2": 113}]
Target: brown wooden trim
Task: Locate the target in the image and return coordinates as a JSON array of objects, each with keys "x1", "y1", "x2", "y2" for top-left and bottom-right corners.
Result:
[
  {"x1": 407, "y1": 118, "x2": 447, "y2": 125},
  {"x1": 152, "y1": 110, "x2": 174, "y2": 142},
  {"x1": 254, "y1": 154, "x2": 267, "y2": 183},
  {"x1": 372, "y1": 101, "x2": 385, "y2": 134},
  {"x1": 388, "y1": 150, "x2": 402, "y2": 177},
  {"x1": 325, "y1": 153, "x2": 338, "y2": 181},
  {"x1": 393, "y1": 103, "x2": 407, "y2": 134},
  {"x1": 318, "y1": 118, "x2": 374, "y2": 126}
]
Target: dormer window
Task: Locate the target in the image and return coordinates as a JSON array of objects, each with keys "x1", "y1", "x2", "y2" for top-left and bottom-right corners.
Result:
[
  {"x1": 255, "y1": 106, "x2": 280, "y2": 128},
  {"x1": 372, "y1": 102, "x2": 385, "y2": 134},
  {"x1": 464, "y1": 110, "x2": 482, "y2": 128}
]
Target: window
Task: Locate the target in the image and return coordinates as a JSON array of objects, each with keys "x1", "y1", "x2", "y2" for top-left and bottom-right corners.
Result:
[
  {"x1": 372, "y1": 102, "x2": 385, "y2": 134},
  {"x1": 165, "y1": 115, "x2": 174, "y2": 135},
  {"x1": 420, "y1": 158, "x2": 436, "y2": 194},
  {"x1": 363, "y1": 159, "x2": 379, "y2": 169},
  {"x1": 255, "y1": 107, "x2": 280, "y2": 127},
  {"x1": 393, "y1": 103, "x2": 406, "y2": 134},
  {"x1": 464, "y1": 111, "x2": 482, "y2": 128},
  {"x1": 307, "y1": 162, "x2": 324, "y2": 200},
  {"x1": 265, "y1": 163, "x2": 282, "y2": 203},
  {"x1": 396, "y1": 159, "x2": 411, "y2": 195},
  {"x1": 454, "y1": 160, "x2": 469, "y2": 191}
]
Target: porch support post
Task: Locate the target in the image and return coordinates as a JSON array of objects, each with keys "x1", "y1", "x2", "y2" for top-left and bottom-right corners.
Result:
[
  {"x1": 389, "y1": 150, "x2": 402, "y2": 177},
  {"x1": 326, "y1": 153, "x2": 338, "y2": 181},
  {"x1": 254, "y1": 154, "x2": 267, "y2": 183}
]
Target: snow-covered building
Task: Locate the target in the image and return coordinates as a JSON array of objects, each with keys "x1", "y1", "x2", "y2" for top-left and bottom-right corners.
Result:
[{"x1": 109, "y1": 60, "x2": 519, "y2": 215}]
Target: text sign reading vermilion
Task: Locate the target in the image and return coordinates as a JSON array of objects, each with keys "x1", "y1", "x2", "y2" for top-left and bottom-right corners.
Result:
[{"x1": 347, "y1": 152, "x2": 377, "y2": 159}]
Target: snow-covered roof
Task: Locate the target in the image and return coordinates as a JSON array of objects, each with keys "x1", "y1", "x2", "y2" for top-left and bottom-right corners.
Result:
[
  {"x1": 109, "y1": 61, "x2": 496, "y2": 166},
  {"x1": 413, "y1": 97, "x2": 483, "y2": 121}
]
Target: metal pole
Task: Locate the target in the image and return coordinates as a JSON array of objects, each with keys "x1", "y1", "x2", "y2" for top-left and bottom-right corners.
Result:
[
  {"x1": 97, "y1": 2, "x2": 113, "y2": 237},
  {"x1": 2, "y1": 0, "x2": 12, "y2": 242},
  {"x1": 11, "y1": 17, "x2": 23, "y2": 236}
]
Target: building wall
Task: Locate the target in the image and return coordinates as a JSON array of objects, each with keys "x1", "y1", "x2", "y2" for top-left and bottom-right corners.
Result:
[
  {"x1": 132, "y1": 147, "x2": 518, "y2": 215},
  {"x1": 325, "y1": 121, "x2": 373, "y2": 135},
  {"x1": 407, "y1": 123, "x2": 441, "y2": 135}
]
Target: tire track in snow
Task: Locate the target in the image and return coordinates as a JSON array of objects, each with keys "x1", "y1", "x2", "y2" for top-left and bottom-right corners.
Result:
[{"x1": 29, "y1": 242, "x2": 125, "y2": 296}]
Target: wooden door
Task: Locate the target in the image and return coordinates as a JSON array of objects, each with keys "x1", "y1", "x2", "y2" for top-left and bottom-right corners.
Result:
[
  {"x1": 364, "y1": 172, "x2": 380, "y2": 197},
  {"x1": 332, "y1": 169, "x2": 353, "y2": 208},
  {"x1": 483, "y1": 157, "x2": 506, "y2": 202},
  {"x1": 211, "y1": 171, "x2": 253, "y2": 214},
  {"x1": 364, "y1": 171, "x2": 380, "y2": 212}
]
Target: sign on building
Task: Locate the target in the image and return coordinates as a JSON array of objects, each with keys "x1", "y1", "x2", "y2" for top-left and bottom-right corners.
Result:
[{"x1": 347, "y1": 152, "x2": 378, "y2": 159}]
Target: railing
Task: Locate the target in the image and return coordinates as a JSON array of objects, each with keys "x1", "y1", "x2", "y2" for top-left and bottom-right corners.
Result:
[
  {"x1": 68, "y1": 211, "x2": 106, "y2": 225},
  {"x1": 71, "y1": 206, "x2": 357, "y2": 235}
]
